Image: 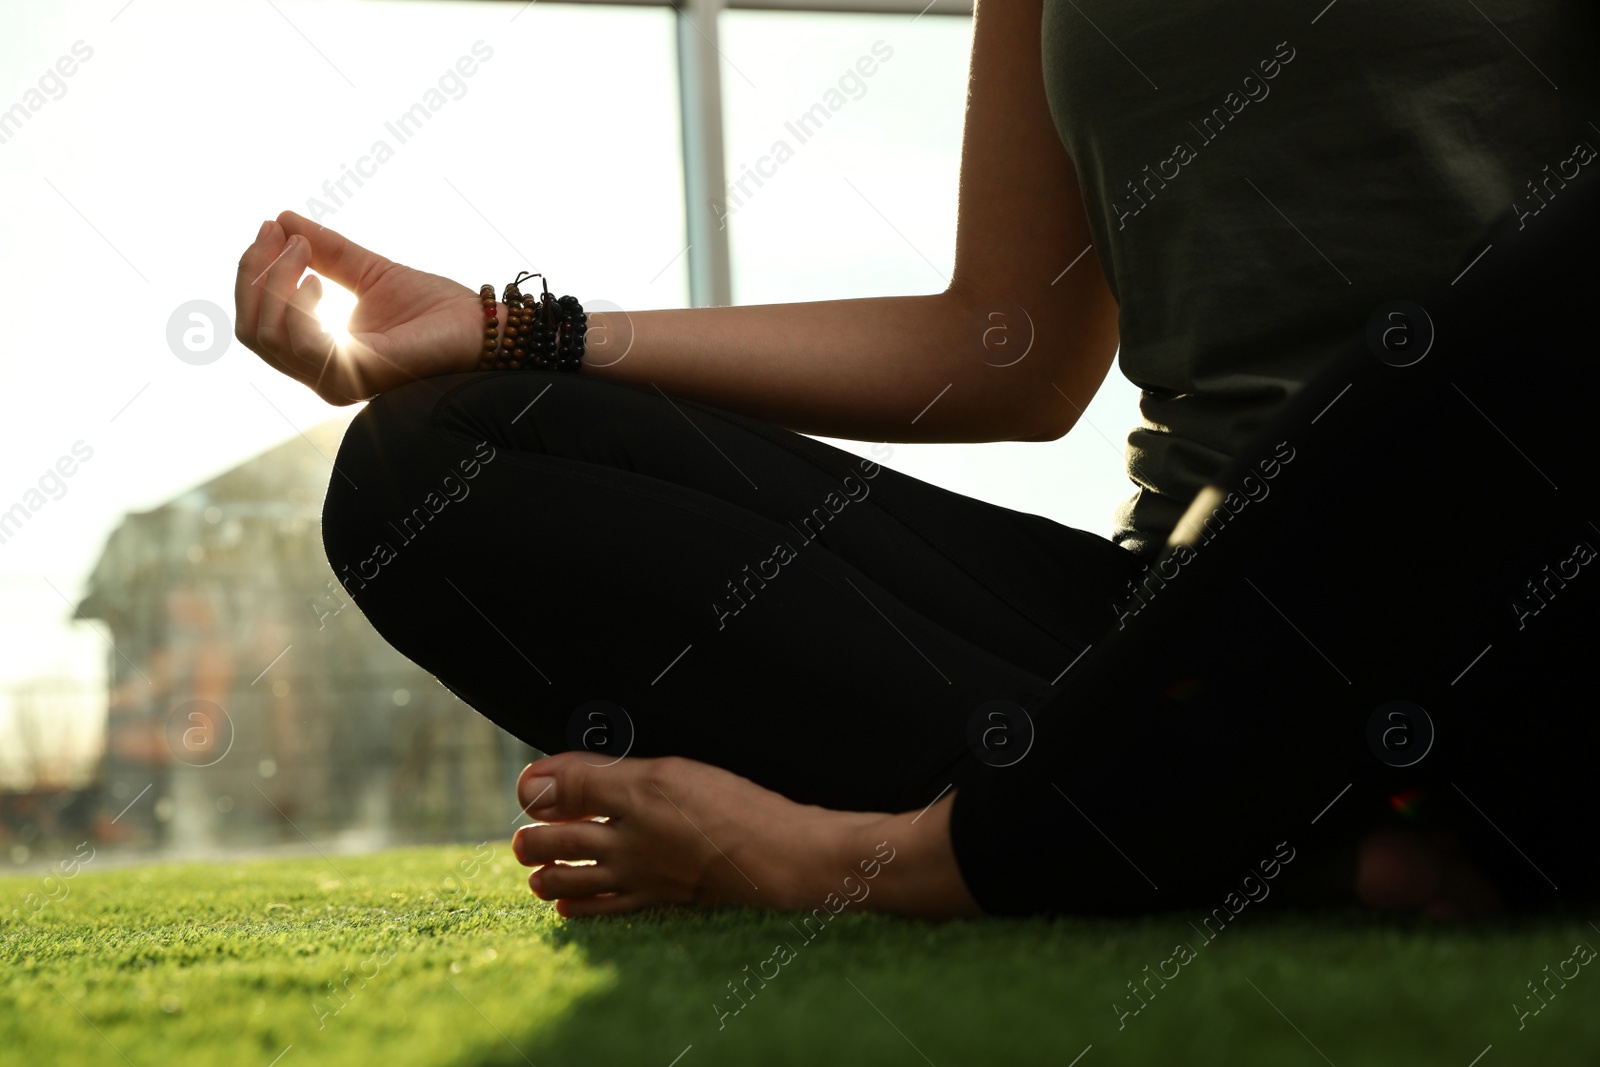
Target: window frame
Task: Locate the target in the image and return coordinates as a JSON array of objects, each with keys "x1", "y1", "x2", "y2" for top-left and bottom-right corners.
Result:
[{"x1": 526, "y1": 0, "x2": 973, "y2": 306}]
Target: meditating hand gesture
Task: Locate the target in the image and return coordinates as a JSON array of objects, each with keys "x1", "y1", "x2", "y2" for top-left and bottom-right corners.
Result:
[{"x1": 234, "y1": 210, "x2": 485, "y2": 404}]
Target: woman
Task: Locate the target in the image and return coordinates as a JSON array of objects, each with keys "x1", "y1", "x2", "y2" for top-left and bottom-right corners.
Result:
[{"x1": 234, "y1": 1, "x2": 1599, "y2": 920}]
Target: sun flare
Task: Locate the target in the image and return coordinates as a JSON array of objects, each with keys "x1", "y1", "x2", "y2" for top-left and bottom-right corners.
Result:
[{"x1": 314, "y1": 273, "x2": 359, "y2": 347}]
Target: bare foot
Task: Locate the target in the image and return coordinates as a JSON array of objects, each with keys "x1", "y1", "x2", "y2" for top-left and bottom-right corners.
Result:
[
  {"x1": 510, "y1": 753, "x2": 891, "y2": 919},
  {"x1": 1355, "y1": 827, "x2": 1503, "y2": 918}
]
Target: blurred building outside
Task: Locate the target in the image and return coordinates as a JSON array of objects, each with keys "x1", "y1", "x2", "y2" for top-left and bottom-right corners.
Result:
[{"x1": 2, "y1": 415, "x2": 539, "y2": 868}]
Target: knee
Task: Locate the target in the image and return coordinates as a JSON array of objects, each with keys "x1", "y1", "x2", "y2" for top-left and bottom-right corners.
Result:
[{"x1": 320, "y1": 381, "x2": 441, "y2": 599}]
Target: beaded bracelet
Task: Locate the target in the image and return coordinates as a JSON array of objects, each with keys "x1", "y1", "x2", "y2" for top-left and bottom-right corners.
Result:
[{"x1": 479, "y1": 271, "x2": 587, "y2": 373}]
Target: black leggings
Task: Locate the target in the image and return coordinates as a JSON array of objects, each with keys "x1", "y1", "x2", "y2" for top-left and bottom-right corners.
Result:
[{"x1": 322, "y1": 175, "x2": 1600, "y2": 917}]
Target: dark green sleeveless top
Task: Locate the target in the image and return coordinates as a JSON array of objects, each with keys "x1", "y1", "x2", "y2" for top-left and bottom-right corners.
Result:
[{"x1": 1040, "y1": 0, "x2": 1598, "y2": 555}]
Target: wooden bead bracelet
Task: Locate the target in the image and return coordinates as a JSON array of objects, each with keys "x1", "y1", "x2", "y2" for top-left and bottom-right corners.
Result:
[{"x1": 479, "y1": 271, "x2": 587, "y2": 373}]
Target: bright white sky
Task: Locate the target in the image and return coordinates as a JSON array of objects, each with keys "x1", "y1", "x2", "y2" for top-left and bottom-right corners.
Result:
[{"x1": 0, "y1": 0, "x2": 1140, "y2": 777}]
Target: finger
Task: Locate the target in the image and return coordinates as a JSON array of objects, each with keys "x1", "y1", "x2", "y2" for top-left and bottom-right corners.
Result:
[
  {"x1": 532, "y1": 862, "x2": 622, "y2": 901},
  {"x1": 513, "y1": 820, "x2": 614, "y2": 866},
  {"x1": 234, "y1": 219, "x2": 288, "y2": 355},
  {"x1": 517, "y1": 752, "x2": 642, "y2": 822},
  {"x1": 554, "y1": 890, "x2": 654, "y2": 919},
  {"x1": 255, "y1": 233, "x2": 313, "y2": 365},
  {"x1": 278, "y1": 209, "x2": 391, "y2": 294}
]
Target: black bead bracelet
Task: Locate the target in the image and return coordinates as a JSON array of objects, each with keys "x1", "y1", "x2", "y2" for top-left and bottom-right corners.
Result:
[{"x1": 479, "y1": 271, "x2": 586, "y2": 373}]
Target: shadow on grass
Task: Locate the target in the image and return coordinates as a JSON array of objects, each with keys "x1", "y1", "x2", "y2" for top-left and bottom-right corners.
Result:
[{"x1": 460, "y1": 892, "x2": 1600, "y2": 1067}]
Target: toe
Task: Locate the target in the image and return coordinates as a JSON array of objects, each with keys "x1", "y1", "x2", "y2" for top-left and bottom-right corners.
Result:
[
  {"x1": 517, "y1": 763, "x2": 559, "y2": 813},
  {"x1": 516, "y1": 752, "x2": 640, "y2": 822},
  {"x1": 513, "y1": 820, "x2": 612, "y2": 867},
  {"x1": 555, "y1": 891, "x2": 652, "y2": 919},
  {"x1": 535, "y1": 862, "x2": 621, "y2": 901}
]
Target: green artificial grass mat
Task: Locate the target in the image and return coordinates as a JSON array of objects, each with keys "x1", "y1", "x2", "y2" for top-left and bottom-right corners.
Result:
[{"x1": 2, "y1": 844, "x2": 1595, "y2": 1066}]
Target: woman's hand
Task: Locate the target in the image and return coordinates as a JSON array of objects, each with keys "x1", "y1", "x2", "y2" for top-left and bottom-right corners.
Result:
[{"x1": 234, "y1": 210, "x2": 487, "y2": 404}]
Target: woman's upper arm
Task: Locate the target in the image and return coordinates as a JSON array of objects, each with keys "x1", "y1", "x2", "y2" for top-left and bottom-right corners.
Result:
[{"x1": 947, "y1": 0, "x2": 1120, "y2": 441}]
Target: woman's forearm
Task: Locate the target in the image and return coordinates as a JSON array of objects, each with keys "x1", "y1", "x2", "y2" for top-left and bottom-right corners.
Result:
[
  {"x1": 568, "y1": 0, "x2": 1124, "y2": 448},
  {"x1": 578, "y1": 287, "x2": 1066, "y2": 445}
]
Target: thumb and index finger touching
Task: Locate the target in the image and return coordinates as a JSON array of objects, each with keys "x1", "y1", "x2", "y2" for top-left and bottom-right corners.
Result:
[
  {"x1": 231, "y1": 211, "x2": 399, "y2": 401},
  {"x1": 275, "y1": 209, "x2": 392, "y2": 295},
  {"x1": 235, "y1": 211, "x2": 390, "y2": 344}
]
